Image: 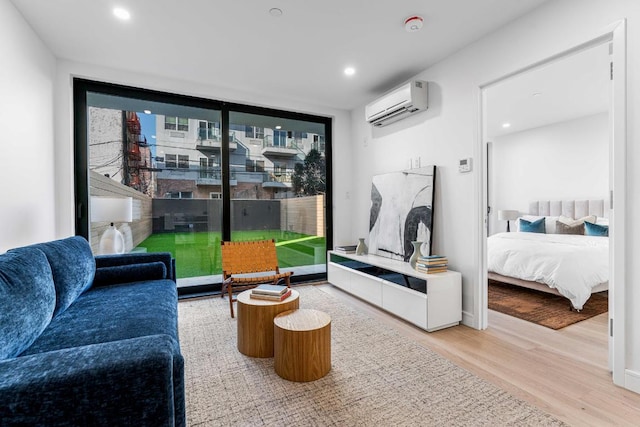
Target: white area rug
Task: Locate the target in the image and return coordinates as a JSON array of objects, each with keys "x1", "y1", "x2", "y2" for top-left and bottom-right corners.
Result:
[{"x1": 178, "y1": 285, "x2": 565, "y2": 426}]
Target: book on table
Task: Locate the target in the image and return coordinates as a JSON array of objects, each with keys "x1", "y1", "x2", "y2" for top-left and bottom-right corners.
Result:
[
  {"x1": 418, "y1": 255, "x2": 447, "y2": 265},
  {"x1": 250, "y1": 288, "x2": 292, "y2": 301},
  {"x1": 416, "y1": 265, "x2": 448, "y2": 274},
  {"x1": 252, "y1": 284, "x2": 288, "y2": 296},
  {"x1": 416, "y1": 261, "x2": 448, "y2": 268},
  {"x1": 416, "y1": 255, "x2": 448, "y2": 274},
  {"x1": 334, "y1": 245, "x2": 357, "y2": 254}
]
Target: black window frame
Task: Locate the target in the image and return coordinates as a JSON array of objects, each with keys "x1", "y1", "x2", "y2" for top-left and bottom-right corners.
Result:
[{"x1": 73, "y1": 78, "x2": 333, "y2": 295}]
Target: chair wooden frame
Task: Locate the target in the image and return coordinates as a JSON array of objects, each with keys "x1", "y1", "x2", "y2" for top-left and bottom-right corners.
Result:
[{"x1": 220, "y1": 239, "x2": 293, "y2": 317}]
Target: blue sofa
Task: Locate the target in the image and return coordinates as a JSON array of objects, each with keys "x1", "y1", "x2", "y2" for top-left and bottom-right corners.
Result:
[{"x1": 0, "y1": 236, "x2": 185, "y2": 426}]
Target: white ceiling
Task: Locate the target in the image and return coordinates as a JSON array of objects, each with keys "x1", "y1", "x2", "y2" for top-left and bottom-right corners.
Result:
[
  {"x1": 11, "y1": 0, "x2": 549, "y2": 111},
  {"x1": 485, "y1": 42, "x2": 611, "y2": 139}
]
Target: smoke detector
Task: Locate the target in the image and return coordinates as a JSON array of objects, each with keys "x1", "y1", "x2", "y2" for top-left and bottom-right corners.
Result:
[{"x1": 404, "y1": 16, "x2": 424, "y2": 32}]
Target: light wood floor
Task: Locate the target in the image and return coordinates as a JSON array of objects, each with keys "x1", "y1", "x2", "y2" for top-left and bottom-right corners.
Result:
[{"x1": 315, "y1": 283, "x2": 640, "y2": 426}]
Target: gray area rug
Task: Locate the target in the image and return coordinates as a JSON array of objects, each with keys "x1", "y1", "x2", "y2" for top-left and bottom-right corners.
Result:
[{"x1": 178, "y1": 285, "x2": 565, "y2": 426}]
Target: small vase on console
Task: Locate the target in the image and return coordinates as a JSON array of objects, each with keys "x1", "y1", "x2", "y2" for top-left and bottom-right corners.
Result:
[
  {"x1": 409, "y1": 241, "x2": 423, "y2": 269},
  {"x1": 355, "y1": 238, "x2": 368, "y2": 255}
]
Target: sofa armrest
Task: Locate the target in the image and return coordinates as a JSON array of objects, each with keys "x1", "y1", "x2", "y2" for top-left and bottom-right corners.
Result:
[
  {"x1": 95, "y1": 252, "x2": 176, "y2": 284},
  {"x1": 0, "y1": 334, "x2": 185, "y2": 427}
]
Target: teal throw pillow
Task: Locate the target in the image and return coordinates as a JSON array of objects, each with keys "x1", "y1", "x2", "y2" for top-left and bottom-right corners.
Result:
[
  {"x1": 584, "y1": 221, "x2": 609, "y2": 237},
  {"x1": 519, "y1": 217, "x2": 545, "y2": 233}
]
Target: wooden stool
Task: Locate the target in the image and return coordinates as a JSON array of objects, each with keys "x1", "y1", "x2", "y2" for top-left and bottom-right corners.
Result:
[
  {"x1": 236, "y1": 289, "x2": 299, "y2": 358},
  {"x1": 273, "y1": 309, "x2": 331, "y2": 382}
]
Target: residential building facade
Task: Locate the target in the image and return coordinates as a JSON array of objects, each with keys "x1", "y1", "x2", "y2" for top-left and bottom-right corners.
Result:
[{"x1": 154, "y1": 115, "x2": 325, "y2": 200}]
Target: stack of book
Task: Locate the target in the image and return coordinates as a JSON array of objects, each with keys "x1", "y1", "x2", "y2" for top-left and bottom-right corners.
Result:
[
  {"x1": 250, "y1": 284, "x2": 292, "y2": 301},
  {"x1": 334, "y1": 245, "x2": 357, "y2": 254},
  {"x1": 415, "y1": 255, "x2": 448, "y2": 274}
]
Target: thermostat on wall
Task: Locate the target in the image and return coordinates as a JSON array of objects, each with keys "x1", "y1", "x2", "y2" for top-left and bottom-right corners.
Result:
[{"x1": 458, "y1": 158, "x2": 472, "y2": 173}]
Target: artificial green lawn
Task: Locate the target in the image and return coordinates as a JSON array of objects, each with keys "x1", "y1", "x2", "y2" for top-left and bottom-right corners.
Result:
[{"x1": 134, "y1": 230, "x2": 326, "y2": 279}]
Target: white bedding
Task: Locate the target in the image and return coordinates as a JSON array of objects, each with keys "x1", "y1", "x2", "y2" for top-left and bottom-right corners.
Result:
[{"x1": 487, "y1": 232, "x2": 608, "y2": 310}]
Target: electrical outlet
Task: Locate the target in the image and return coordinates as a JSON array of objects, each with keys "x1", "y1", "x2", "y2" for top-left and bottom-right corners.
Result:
[{"x1": 413, "y1": 157, "x2": 421, "y2": 168}]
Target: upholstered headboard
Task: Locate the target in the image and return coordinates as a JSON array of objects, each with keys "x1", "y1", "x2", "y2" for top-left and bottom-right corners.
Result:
[{"x1": 528, "y1": 200, "x2": 605, "y2": 218}]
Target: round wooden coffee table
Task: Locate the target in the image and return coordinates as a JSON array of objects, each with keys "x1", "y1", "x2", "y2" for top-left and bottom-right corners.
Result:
[
  {"x1": 273, "y1": 308, "x2": 331, "y2": 382},
  {"x1": 236, "y1": 289, "x2": 299, "y2": 358}
]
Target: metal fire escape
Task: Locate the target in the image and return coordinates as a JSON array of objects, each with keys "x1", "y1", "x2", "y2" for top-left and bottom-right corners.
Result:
[{"x1": 123, "y1": 111, "x2": 150, "y2": 195}]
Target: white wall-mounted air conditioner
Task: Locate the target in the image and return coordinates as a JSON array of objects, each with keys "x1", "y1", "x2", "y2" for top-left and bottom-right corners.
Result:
[{"x1": 365, "y1": 80, "x2": 428, "y2": 127}]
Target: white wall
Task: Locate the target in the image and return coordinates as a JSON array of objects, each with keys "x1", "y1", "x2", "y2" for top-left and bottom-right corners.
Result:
[
  {"x1": 348, "y1": 0, "x2": 640, "y2": 388},
  {"x1": 0, "y1": 0, "x2": 56, "y2": 253},
  {"x1": 489, "y1": 113, "x2": 609, "y2": 234}
]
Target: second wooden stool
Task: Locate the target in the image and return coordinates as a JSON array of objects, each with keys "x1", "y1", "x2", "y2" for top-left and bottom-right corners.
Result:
[{"x1": 273, "y1": 309, "x2": 331, "y2": 382}]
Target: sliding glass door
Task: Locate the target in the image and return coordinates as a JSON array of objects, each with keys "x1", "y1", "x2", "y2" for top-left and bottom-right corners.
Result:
[
  {"x1": 228, "y1": 111, "x2": 328, "y2": 276},
  {"x1": 74, "y1": 79, "x2": 332, "y2": 294}
]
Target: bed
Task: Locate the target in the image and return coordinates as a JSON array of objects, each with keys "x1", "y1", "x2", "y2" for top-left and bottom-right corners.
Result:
[{"x1": 487, "y1": 200, "x2": 609, "y2": 310}]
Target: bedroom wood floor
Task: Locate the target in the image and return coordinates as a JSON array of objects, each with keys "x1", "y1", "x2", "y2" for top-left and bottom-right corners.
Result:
[{"x1": 315, "y1": 283, "x2": 640, "y2": 427}]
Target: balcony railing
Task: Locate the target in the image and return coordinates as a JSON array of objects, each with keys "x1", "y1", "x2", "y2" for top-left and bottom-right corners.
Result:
[
  {"x1": 262, "y1": 135, "x2": 300, "y2": 150},
  {"x1": 261, "y1": 136, "x2": 300, "y2": 157},
  {"x1": 196, "y1": 168, "x2": 237, "y2": 186},
  {"x1": 196, "y1": 131, "x2": 238, "y2": 151},
  {"x1": 197, "y1": 128, "x2": 221, "y2": 141},
  {"x1": 261, "y1": 169, "x2": 293, "y2": 189},
  {"x1": 265, "y1": 170, "x2": 293, "y2": 184},
  {"x1": 198, "y1": 169, "x2": 223, "y2": 180}
]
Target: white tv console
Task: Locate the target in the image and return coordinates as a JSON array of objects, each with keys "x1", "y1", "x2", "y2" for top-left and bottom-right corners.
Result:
[{"x1": 327, "y1": 251, "x2": 461, "y2": 332}]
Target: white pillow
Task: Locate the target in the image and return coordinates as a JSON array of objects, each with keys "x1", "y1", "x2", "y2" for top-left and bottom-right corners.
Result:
[
  {"x1": 558, "y1": 215, "x2": 597, "y2": 227},
  {"x1": 544, "y1": 216, "x2": 559, "y2": 234},
  {"x1": 596, "y1": 217, "x2": 609, "y2": 226}
]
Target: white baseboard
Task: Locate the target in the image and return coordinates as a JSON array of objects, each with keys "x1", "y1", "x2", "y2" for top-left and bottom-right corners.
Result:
[
  {"x1": 625, "y1": 369, "x2": 640, "y2": 394},
  {"x1": 462, "y1": 310, "x2": 479, "y2": 330}
]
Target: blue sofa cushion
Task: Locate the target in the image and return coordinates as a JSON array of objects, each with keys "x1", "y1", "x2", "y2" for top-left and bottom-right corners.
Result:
[
  {"x1": 25, "y1": 236, "x2": 96, "y2": 317},
  {"x1": 0, "y1": 334, "x2": 184, "y2": 426},
  {"x1": 96, "y1": 252, "x2": 175, "y2": 282},
  {"x1": 21, "y1": 279, "x2": 179, "y2": 357},
  {"x1": 0, "y1": 248, "x2": 56, "y2": 359},
  {"x1": 93, "y1": 261, "x2": 167, "y2": 287}
]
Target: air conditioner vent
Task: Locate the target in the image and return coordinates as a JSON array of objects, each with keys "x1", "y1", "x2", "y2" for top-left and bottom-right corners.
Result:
[{"x1": 365, "y1": 80, "x2": 428, "y2": 127}]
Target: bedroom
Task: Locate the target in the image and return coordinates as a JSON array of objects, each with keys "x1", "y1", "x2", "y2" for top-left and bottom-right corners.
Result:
[{"x1": 484, "y1": 41, "x2": 611, "y2": 353}]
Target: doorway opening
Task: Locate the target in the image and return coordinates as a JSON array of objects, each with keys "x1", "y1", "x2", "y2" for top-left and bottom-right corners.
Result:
[{"x1": 477, "y1": 21, "x2": 627, "y2": 387}]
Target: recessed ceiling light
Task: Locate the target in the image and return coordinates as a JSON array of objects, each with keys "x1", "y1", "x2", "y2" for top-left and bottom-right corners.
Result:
[
  {"x1": 344, "y1": 67, "x2": 356, "y2": 76},
  {"x1": 502, "y1": 123, "x2": 511, "y2": 128},
  {"x1": 275, "y1": 125, "x2": 282, "y2": 130},
  {"x1": 143, "y1": 110, "x2": 152, "y2": 115},
  {"x1": 532, "y1": 92, "x2": 542, "y2": 97},
  {"x1": 113, "y1": 7, "x2": 131, "y2": 20},
  {"x1": 269, "y1": 8, "x2": 283, "y2": 17}
]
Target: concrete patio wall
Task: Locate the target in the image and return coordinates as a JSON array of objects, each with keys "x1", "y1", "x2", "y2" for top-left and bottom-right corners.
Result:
[{"x1": 150, "y1": 195, "x2": 324, "y2": 238}]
